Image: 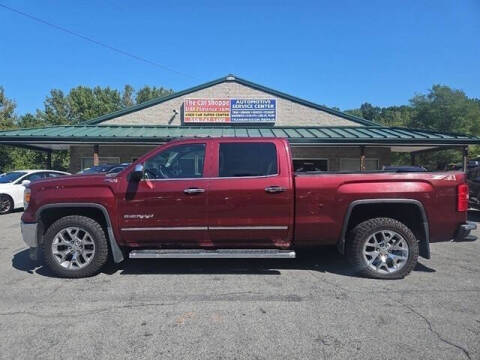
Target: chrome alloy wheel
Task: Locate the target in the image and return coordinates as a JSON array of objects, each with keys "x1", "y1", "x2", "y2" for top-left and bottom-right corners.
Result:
[
  {"x1": 362, "y1": 230, "x2": 409, "y2": 274},
  {"x1": 0, "y1": 195, "x2": 11, "y2": 214},
  {"x1": 51, "y1": 227, "x2": 96, "y2": 269}
]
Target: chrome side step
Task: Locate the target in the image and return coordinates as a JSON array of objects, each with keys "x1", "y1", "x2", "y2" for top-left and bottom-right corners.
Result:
[{"x1": 129, "y1": 249, "x2": 296, "y2": 259}]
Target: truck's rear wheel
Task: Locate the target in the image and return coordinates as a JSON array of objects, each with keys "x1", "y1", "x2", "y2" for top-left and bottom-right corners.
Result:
[
  {"x1": 346, "y1": 217, "x2": 419, "y2": 279},
  {"x1": 43, "y1": 215, "x2": 109, "y2": 278}
]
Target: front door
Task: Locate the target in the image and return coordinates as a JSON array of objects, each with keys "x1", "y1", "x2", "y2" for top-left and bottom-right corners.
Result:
[
  {"x1": 207, "y1": 141, "x2": 293, "y2": 248},
  {"x1": 118, "y1": 143, "x2": 209, "y2": 248}
]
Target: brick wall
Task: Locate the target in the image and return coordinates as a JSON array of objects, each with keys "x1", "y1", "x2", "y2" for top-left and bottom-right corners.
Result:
[{"x1": 101, "y1": 81, "x2": 360, "y2": 127}]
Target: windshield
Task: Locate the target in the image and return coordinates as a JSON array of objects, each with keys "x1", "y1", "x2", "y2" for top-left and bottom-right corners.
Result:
[{"x1": 0, "y1": 171, "x2": 27, "y2": 183}]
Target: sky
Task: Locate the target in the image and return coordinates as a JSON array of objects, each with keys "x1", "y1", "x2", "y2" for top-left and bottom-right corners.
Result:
[{"x1": 0, "y1": 0, "x2": 479, "y2": 116}]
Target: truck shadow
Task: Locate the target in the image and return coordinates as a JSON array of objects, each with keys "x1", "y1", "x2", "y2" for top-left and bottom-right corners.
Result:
[{"x1": 12, "y1": 247, "x2": 435, "y2": 278}]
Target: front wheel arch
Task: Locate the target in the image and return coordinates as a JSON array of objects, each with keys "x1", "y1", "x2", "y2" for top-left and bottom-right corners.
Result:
[{"x1": 37, "y1": 203, "x2": 124, "y2": 263}]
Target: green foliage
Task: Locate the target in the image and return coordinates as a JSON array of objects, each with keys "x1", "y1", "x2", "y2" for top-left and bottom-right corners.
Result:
[
  {"x1": 122, "y1": 85, "x2": 135, "y2": 108},
  {"x1": 135, "y1": 86, "x2": 173, "y2": 104},
  {"x1": 0, "y1": 86, "x2": 16, "y2": 130},
  {"x1": 346, "y1": 85, "x2": 480, "y2": 169}
]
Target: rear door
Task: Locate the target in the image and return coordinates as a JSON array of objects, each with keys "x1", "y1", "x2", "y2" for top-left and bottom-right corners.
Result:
[{"x1": 207, "y1": 140, "x2": 293, "y2": 248}]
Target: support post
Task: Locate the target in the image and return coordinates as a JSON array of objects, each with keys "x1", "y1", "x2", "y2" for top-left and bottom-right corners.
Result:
[
  {"x1": 46, "y1": 150, "x2": 52, "y2": 169},
  {"x1": 360, "y1": 146, "x2": 366, "y2": 171},
  {"x1": 93, "y1": 144, "x2": 99, "y2": 166},
  {"x1": 463, "y1": 146, "x2": 468, "y2": 172},
  {"x1": 410, "y1": 153, "x2": 416, "y2": 166}
]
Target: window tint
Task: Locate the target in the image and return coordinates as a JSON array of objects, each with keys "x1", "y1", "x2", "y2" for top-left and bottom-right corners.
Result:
[
  {"x1": 25, "y1": 172, "x2": 46, "y2": 182},
  {"x1": 219, "y1": 143, "x2": 277, "y2": 177},
  {"x1": 144, "y1": 144, "x2": 205, "y2": 179},
  {"x1": 0, "y1": 172, "x2": 27, "y2": 183}
]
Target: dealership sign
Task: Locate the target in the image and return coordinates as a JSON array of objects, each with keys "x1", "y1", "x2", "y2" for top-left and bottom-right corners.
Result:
[{"x1": 184, "y1": 99, "x2": 276, "y2": 123}]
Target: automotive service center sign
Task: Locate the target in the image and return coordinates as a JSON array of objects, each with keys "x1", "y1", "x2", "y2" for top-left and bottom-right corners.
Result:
[{"x1": 184, "y1": 99, "x2": 276, "y2": 123}]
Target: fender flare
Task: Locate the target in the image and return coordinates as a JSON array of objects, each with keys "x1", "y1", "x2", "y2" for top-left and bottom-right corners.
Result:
[
  {"x1": 36, "y1": 203, "x2": 124, "y2": 263},
  {"x1": 337, "y1": 199, "x2": 430, "y2": 259}
]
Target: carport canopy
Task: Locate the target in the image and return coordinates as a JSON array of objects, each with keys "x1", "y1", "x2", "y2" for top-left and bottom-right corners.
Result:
[{"x1": 0, "y1": 124, "x2": 479, "y2": 169}]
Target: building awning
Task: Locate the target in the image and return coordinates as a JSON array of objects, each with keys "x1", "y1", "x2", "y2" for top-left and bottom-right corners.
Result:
[{"x1": 0, "y1": 125, "x2": 479, "y2": 151}]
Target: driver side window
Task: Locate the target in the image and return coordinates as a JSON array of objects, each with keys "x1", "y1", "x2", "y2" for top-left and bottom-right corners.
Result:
[{"x1": 144, "y1": 144, "x2": 205, "y2": 179}]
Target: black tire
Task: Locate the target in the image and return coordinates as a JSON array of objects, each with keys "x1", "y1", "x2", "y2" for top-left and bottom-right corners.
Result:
[
  {"x1": 43, "y1": 215, "x2": 109, "y2": 278},
  {"x1": 346, "y1": 217, "x2": 419, "y2": 280},
  {"x1": 0, "y1": 194, "x2": 13, "y2": 215}
]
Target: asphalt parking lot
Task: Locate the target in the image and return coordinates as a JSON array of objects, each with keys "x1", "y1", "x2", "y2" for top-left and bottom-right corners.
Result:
[{"x1": 0, "y1": 211, "x2": 479, "y2": 360}]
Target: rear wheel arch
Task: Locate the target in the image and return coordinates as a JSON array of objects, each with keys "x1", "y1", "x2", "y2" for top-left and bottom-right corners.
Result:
[
  {"x1": 338, "y1": 199, "x2": 430, "y2": 259},
  {"x1": 37, "y1": 203, "x2": 124, "y2": 263}
]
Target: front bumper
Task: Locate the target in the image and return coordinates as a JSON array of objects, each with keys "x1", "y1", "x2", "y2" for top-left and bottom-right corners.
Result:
[
  {"x1": 20, "y1": 221, "x2": 38, "y2": 248},
  {"x1": 455, "y1": 221, "x2": 477, "y2": 242}
]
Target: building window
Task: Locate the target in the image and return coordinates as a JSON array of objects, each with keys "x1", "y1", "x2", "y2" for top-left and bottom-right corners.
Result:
[
  {"x1": 81, "y1": 157, "x2": 120, "y2": 170},
  {"x1": 219, "y1": 142, "x2": 277, "y2": 177},
  {"x1": 293, "y1": 159, "x2": 328, "y2": 172},
  {"x1": 340, "y1": 158, "x2": 379, "y2": 171}
]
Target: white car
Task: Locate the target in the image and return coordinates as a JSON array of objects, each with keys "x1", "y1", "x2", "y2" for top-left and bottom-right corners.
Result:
[{"x1": 0, "y1": 170, "x2": 70, "y2": 214}]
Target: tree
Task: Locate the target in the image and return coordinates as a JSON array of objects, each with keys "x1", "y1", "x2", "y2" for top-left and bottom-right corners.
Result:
[
  {"x1": 0, "y1": 87, "x2": 17, "y2": 171},
  {"x1": 0, "y1": 86, "x2": 16, "y2": 129},
  {"x1": 135, "y1": 86, "x2": 173, "y2": 104},
  {"x1": 67, "y1": 86, "x2": 122, "y2": 123},
  {"x1": 122, "y1": 85, "x2": 135, "y2": 108},
  {"x1": 408, "y1": 85, "x2": 480, "y2": 135},
  {"x1": 345, "y1": 85, "x2": 480, "y2": 168},
  {"x1": 39, "y1": 89, "x2": 70, "y2": 125}
]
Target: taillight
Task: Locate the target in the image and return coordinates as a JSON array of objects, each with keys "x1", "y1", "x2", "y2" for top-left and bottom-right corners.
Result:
[
  {"x1": 457, "y1": 183, "x2": 469, "y2": 212},
  {"x1": 24, "y1": 187, "x2": 31, "y2": 209}
]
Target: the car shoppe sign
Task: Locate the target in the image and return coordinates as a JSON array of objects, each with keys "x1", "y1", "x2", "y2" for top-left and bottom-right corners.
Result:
[{"x1": 184, "y1": 99, "x2": 276, "y2": 123}]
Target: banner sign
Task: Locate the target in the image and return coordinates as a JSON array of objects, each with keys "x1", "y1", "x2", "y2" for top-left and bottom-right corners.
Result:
[{"x1": 184, "y1": 99, "x2": 276, "y2": 123}]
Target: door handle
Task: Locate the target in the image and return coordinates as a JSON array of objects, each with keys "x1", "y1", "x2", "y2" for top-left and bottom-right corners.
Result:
[
  {"x1": 265, "y1": 186, "x2": 286, "y2": 193},
  {"x1": 184, "y1": 188, "x2": 205, "y2": 195}
]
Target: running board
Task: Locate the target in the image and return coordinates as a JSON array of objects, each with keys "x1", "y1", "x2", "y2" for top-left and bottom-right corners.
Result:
[{"x1": 129, "y1": 249, "x2": 296, "y2": 259}]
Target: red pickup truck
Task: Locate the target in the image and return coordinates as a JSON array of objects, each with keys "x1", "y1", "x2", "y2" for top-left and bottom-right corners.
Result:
[{"x1": 21, "y1": 138, "x2": 476, "y2": 279}]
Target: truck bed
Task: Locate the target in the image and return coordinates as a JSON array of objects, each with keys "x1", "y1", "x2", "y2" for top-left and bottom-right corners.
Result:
[{"x1": 293, "y1": 171, "x2": 467, "y2": 246}]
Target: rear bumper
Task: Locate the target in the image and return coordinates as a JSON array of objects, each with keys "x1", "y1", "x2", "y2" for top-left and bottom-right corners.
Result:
[
  {"x1": 455, "y1": 221, "x2": 477, "y2": 242},
  {"x1": 20, "y1": 221, "x2": 38, "y2": 248}
]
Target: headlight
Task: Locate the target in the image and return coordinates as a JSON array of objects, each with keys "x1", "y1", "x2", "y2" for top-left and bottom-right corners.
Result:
[{"x1": 24, "y1": 188, "x2": 31, "y2": 209}]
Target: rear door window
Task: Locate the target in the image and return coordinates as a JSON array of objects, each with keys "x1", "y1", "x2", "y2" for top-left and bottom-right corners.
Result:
[{"x1": 219, "y1": 142, "x2": 278, "y2": 177}]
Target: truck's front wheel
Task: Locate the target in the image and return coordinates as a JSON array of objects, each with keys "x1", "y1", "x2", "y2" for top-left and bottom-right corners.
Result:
[
  {"x1": 43, "y1": 215, "x2": 109, "y2": 278},
  {"x1": 346, "y1": 217, "x2": 419, "y2": 279}
]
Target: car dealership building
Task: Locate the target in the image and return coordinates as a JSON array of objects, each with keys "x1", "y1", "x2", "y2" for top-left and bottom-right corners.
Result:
[{"x1": 0, "y1": 75, "x2": 479, "y2": 172}]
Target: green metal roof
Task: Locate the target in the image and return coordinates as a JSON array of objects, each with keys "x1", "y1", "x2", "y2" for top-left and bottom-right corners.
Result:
[
  {"x1": 83, "y1": 75, "x2": 378, "y2": 126},
  {"x1": 0, "y1": 125, "x2": 479, "y2": 146}
]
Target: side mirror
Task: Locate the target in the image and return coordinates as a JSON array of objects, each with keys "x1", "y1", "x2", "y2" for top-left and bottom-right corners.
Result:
[
  {"x1": 129, "y1": 164, "x2": 144, "y2": 182},
  {"x1": 21, "y1": 180, "x2": 31, "y2": 187}
]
